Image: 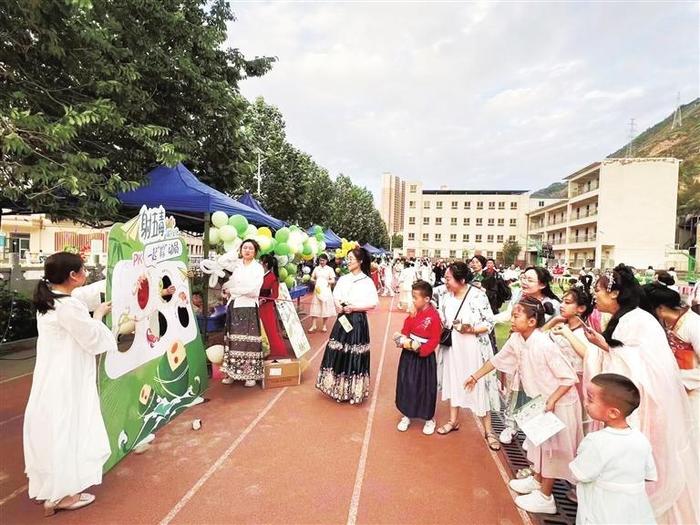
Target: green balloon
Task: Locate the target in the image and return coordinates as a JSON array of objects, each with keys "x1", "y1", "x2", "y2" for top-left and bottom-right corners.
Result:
[
  {"x1": 274, "y1": 242, "x2": 290, "y2": 256},
  {"x1": 314, "y1": 225, "x2": 323, "y2": 235},
  {"x1": 319, "y1": 241, "x2": 326, "y2": 251},
  {"x1": 279, "y1": 268, "x2": 288, "y2": 281},
  {"x1": 315, "y1": 232, "x2": 324, "y2": 242},
  {"x1": 302, "y1": 243, "x2": 313, "y2": 256},
  {"x1": 284, "y1": 276, "x2": 295, "y2": 289},
  {"x1": 228, "y1": 214, "x2": 249, "y2": 235},
  {"x1": 275, "y1": 227, "x2": 290, "y2": 243},
  {"x1": 286, "y1": 263, "x2": 297, "y2": 276}
]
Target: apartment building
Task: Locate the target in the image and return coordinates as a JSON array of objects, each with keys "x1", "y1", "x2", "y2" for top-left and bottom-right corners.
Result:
[
  {"x1": 526, "y1": 158, "x2": 679, "y2": 269},
  {"x1": 402, "y1": 182, "x2": 554, "y2": 261},
  {"x1": 380, "y1": 172, "x2": 406, "y2": 236}
]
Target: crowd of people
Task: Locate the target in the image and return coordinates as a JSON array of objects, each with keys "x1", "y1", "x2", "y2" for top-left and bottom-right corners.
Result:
[{"x1": 21, "y1": 247, "x2": 700, "y2": 523}]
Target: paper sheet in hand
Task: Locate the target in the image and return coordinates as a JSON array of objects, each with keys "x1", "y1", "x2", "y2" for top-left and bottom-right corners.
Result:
[
  {"x1": 338, "y1": 315, "x2": 353, "y2": 333},
  {"x1": 513, "y1": 396, "x2": 566, "y2": 447}
]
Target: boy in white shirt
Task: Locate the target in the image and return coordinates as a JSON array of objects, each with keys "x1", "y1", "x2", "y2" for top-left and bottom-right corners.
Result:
[{"x1": 570, "y1": 373, "x2": 657, "y2": 524}]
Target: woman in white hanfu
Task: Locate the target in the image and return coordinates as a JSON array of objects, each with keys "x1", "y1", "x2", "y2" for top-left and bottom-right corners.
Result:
[
  {"x1": 583, "y1": 265, "x2": 700, "y2": 525},
  {"x1": 24, "y1": 252, "x2": 116, "y2": 517},
  {"x1": 398, "y1": 262, "x2": 416, "y2": 310},
  {"x1": 309, "y1": 253, "x2": 336, "y2": 332}
]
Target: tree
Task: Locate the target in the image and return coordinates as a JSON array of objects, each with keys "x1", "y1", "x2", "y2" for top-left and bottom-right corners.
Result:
[
  {"x1": 391, "y1": 234, "x2": 403, "y2": 249},
  {"x1": 1, "y1": 0, "x2": 274, "y2": 224},
  {"x1": 502, "y1": 239, "x2": 522, "y2": 266}
]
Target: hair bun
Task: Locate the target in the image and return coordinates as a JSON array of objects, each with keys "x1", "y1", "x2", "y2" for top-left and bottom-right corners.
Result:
[{"x1": 542, "y1": 301, "x2": 555, "y2": 316}]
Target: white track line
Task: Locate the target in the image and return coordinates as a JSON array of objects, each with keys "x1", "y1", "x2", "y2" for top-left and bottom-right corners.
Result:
[
  {"x1": 0, "y1": 414, "x2": 23, "y2": 428},
  {"x1": 346, "y1": 296, "x2": 394, "y2": 525},
  {"x1": 470, "y1": 413, "x2": 534, "y2": 525},
  {"x1": 0, "y1": 484, "x2": 27, "y2": 507},
  {"x1": 159, "y1": 340, "x2": 328, "y2": 525},
  {"x1": 0, "y1": 372, "x2": 33, "y2": 385}
]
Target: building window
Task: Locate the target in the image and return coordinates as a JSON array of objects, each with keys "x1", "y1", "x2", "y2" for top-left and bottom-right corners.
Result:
[
  {"x1": 450, "y1": 234, "x2": 457, "y2": 242},
  {"x1": 486, "y1": 251, "x2": 493, "y2": 258},
  {"x1": 409, "y1": 200, "x2": 416, "y2": 209},
  {"x1": 449, "y1": 250, "x2": 456, "y2": 258},
  {"x1": 423, "y1": 201, "x2": 430, "y2": 209},
  {"x1": 408, "y1": 233, "x2": 415, "y2": 241},
  {"x1": 498, "y1": 201, "x2": 505, "y2": 210},
  {"x1": 451, "y1": 201, "x2": 458, "y2": 209},
  {"x1": 435, "y1": 217, "x2": 442, "y2": 226},
  {"x1": 487, "y1": 218, "x2": 495, "y2": 227},
  {"x1": 510, "y1": 202, "x2": 518, "y2": 210},
  {"x1": 475, "y1": 234, "x2": 482, "y2": 243},
  {"x1": 464, "y1": 201, "x2": 471, "y2": 209},
  {"x1": 408, "y1": 217, "x2": 416, "y2": 225},
  {"x1": 476, "y1": 218, "x2": 483, "y2": 226},
  {"x1": 487, "y1": 234, "x2": 494, "y2": 243},
  {"x1": 463, "y1": 218, "x2": 470, "y2": 226},
  {"x1": 477, "y1": 201, "x2": 483, "y2": 210},
  {"x1": 538, "y1": 200, "x2": 545, "y2": 207},
  {"x1": 422, "y1": 233, "x2": 429, "y2": 242},
  {"x1": 410, "y1": 184, "x2": 417, "y2": 193},
  {"x1": 488, "y1": 201, "x2": 495, "y2": 210},
  {"x1": 422, "y1": 249, "x2": 429, "y2": 257},
  {"x1": 462, "y1": 234, "x2": 469, "y2": 242},
  {"x1": 510, "y1": 218, "x2": 517, "y2": 227},
  {"x1": 497, "y1": 218, "x2": 504, "y2": 226},
  {"x1": 423, "y1": 217, "x2": 429, "y2": 225},
  {"x1": 450, "y1": 217, "x2": 457, "y2": 226},
  {"x1": 435, "y1": 233, "x2": 442, "y2": 242},
  {"x1": 497, "y1": 235, "x2": 504, "y2": 243},
  {"x1": 436, "y1": 201, "x2": 443, "y2": 210},
  {"x1": 509, "y1": 235, "x2": 516, "y2": 242}
]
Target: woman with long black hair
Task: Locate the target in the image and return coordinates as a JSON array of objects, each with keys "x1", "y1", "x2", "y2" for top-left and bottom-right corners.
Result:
[
  {"x1": 583, "y1": 264, "x2": 699, "y2": 524},
  {"x1": 316, "y1": 247, "x2": 378, "y2": 404},
  {"x1": 25, "y1": 252, "x2": 116, "y2": 516},
  {"x1": 259, "y1": 254, "x2": 289, "y2": 359}
]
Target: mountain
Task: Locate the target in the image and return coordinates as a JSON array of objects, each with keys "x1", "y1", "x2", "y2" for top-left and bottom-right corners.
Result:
[{"x1": 532, "y1": 98, "x2": 700, "y2": 211}]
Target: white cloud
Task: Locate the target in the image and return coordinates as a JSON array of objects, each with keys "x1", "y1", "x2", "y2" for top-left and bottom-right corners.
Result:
[{"x1": 228, "y1": 2, "x2": 699, "y2": 203}]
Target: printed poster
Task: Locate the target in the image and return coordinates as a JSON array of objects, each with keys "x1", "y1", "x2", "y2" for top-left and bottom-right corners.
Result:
[
  {"x1": 101, "y1": 205, "x2": 208, "y2": 470},
  {"x1": 276, "y1": 283, "x2": 310, "y2": 358}
]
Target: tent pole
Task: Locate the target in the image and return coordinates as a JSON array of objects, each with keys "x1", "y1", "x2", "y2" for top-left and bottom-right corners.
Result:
[{"x1": 202, "y1": 213, "x2": 210, "y2": 347}]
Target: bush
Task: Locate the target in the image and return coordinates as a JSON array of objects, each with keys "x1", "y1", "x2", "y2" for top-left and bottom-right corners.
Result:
[{"x1": 0, "y1": 281, "x2": 37, "y2": 343}]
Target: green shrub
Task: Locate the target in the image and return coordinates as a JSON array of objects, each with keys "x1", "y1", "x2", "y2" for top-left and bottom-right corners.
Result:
[{"x1": 0, "y1": 281, "x2": 37, "y2": 343}]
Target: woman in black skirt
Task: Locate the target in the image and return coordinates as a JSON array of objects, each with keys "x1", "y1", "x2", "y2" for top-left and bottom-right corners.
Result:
[
  {"x1": 316, "y1": 247, "x2": 378, "y2": 404},
  {"x1": 393, "y1": 280, "x2": 442, "y2": 435}
]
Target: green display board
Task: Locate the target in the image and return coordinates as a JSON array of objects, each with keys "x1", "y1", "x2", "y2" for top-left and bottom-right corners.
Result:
[{"x1": 101, "y1": 205, "x2": 208, "y2": 471}]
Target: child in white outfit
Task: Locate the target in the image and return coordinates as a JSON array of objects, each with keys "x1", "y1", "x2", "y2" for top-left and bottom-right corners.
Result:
[{"x1": 570, "y1": 373, "x2": 657, "y2": 524}]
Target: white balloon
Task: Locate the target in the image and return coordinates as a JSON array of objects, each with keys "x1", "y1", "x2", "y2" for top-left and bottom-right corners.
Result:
[
  {"x1": 211, "y1": 211, "x2": 228, "y2": 228},
  {"x1": 276, "y1": 255, "x2": 289, "y2": 266},
  {"x1": 219, "y1": 225, "x2": 238, "y2": 242},
  {"x1": 209, "y1": 227, "x2": 221, "y2": 245},
  {"x1": 302, "y1": 266, "x2": 311, "y2": 275},
  {"x1": 205, "y1": 344, "x2": 224, "y2": 364}
]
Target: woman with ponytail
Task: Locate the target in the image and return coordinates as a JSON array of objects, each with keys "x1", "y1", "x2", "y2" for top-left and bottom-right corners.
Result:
[
  {"x1": 259, "y1": 254, "x2": 290, "y2": 359},
  {"x1": 316, "y1": 247, "x2": 378, "y2": 404},
  {"x1": 24, "y1": 252, "x2": 116, "y2": 516},
  {"x1": 582, "y1": 264, "x2": 699, "y2": 524}
]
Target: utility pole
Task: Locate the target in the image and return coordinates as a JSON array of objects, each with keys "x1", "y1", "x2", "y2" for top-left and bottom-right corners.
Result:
[
  {"x1": 672, "y1": 92, "x2": 683, "y2": 129},
  {"x1": 255, "y1": 150, "x2": 263, "y2": 197},
  {"x1": 626, "y1": 118, "x2": 636, "y2": 158}
]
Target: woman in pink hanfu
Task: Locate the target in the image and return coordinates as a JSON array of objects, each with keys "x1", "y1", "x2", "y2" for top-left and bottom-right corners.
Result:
[{"x1": 584, "y1": 265, "x2": 699, "y2": 525}]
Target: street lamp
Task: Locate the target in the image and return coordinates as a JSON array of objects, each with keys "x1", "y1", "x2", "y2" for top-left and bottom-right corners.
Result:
[{"x1": 253, "y1": 148, "x2": 264, "y2": 197}]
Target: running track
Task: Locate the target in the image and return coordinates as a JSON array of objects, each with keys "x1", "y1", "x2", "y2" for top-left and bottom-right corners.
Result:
[{"x1": 0, "y1": 296, "x2": 527, "y2": 524}]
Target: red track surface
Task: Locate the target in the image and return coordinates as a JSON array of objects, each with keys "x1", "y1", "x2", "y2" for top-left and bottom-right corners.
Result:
[{"x1": 0, "y1": 296, "x2": 526, "y2": 525}]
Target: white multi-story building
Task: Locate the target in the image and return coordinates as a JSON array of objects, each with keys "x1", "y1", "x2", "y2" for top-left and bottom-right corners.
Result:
[
  {"x1": 526, "y1": 158, "x2": 680, "y2": 269},
  {"x1": 379, "y1": 172, "x2": 406, "y2": 236},
  {"x1": 402, "y1": 181, "x2": 555, "y2": 261}
]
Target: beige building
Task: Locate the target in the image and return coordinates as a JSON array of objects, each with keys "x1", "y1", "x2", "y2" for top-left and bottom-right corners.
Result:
[
  {"x1": 402, "y1": 182, "x2": 555, "y2": 261},
  {"x1": 526, "y1": 158, "x2": 680, "y2": 269},
  {"x1": 0, "y1": 214, "x2": 204, "y2": 265},
  {"x1": 380, "y1": 172, "x2": 406, "y2": 236}
]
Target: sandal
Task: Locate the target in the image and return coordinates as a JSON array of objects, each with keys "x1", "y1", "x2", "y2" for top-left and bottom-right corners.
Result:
[
  {"x1": 308, "y1": 327, "x2": 317, "y2": 333},
  {"x1": 436, "y1": 421, "x2": 460, "y2": 435},
  {"x1": 516, "y1": 467, "x2": 534, "y2": 479},
  {"x1": 44, "y1": 493, "x2": 95, "y2": 517},
  {"x1": 485, "y1": 431, "x2": 501, "y2": 451}
]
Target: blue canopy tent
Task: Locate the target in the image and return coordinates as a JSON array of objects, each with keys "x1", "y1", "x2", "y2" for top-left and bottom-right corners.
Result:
[
  {"x1": 324, "y1": 229, "x2": 342, "y2": 249},
  {"x1": 236, "y1": 191, "x2": 286, "y2": 230},
  {"x1": 362, "y1": 243, "x2": 384, "y2": 255},
  {"x1": 118, "y1": 164, "x2": 280, "y2": 229}
]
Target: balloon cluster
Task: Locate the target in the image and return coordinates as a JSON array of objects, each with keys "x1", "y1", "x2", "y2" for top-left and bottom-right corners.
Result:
[
  {"x1": 207, "y1": 214, "x2": 332, "y2": 289},
  {"x1": 334, "y1": 238, "x2": 358, "y2": 260}
]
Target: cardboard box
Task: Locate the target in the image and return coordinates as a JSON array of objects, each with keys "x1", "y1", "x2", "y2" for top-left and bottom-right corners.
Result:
[{"x1": 263, "y1": 359, "x2": 302, "y2": 389}]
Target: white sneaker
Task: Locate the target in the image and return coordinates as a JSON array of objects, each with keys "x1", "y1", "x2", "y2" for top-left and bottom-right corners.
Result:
[
  {"x1": 514, "y1": 490, "x2": 557, "y2": 514},
  {"x1": 221, "y1": 377, "x2": 234, "y2": 385},
  {"x1": 499, "y1": 426, "x2": 517, "y2": 444},
  {"x1": 422, "y1": 419, "x2": 436, "y2": 435},
  {"x1": 508, "y1": 475, "x2": 541, "y2": 494},
  {"x1": 397, "y1": 416, "x2": 410, "y2": 432},
  {"x1": 244, "y1": 380, "x2": 256, "y2": 388}
]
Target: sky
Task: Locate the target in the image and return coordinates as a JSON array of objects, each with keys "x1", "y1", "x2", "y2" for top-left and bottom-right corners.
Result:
[{"x1": 227, "y1": 1, "x2": 699, "y2": 202}]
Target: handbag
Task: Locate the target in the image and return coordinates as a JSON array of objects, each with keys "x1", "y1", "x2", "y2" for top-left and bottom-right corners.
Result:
[{"x1": 439, "y1": 287, "x2": 470, "y2": 347}]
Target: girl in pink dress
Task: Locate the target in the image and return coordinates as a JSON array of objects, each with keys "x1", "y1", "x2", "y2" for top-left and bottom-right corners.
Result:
[{"x1": 466, "y1": 296, "x2": 583, "y2": 515}]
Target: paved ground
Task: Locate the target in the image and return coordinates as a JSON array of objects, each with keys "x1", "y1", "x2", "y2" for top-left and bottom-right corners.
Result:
[{"x1": 0, "y1": 296, "x2": 528, "y2": 525}]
